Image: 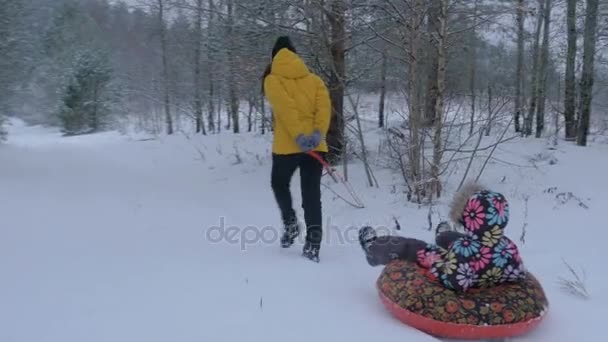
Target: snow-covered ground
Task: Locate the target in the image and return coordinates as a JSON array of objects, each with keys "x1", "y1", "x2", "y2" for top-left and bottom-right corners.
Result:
[{"x1": 1, "y1": 116, "x2": 606, "y2": 342}]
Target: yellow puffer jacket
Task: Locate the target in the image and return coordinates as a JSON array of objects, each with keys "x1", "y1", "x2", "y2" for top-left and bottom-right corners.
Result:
[{"x1": 264, "y1": 48, "x2": 331, "y2": 155}]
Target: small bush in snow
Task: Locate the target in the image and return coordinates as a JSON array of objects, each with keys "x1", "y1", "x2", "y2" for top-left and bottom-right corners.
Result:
[
  {"x1": 555, "y1": 192, "x2": 589, "y2": 209},
  {"x1": 233, "y1": 145, "x2": 242, "y2": 165},
  {"x1": 529, "y1": 151, "x2": 558, "y2": 165},
  {"x1": 558, "y1": 259, "x2": 590, "y2": 300},
  {"x1": 544, "y1": 187, "x2": 590, "y2": 209},
  {"x1": 520, "y1": 195, "x2": 529, "y2": 244}
]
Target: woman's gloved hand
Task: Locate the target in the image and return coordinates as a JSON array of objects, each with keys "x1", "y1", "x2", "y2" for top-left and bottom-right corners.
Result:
[
  {"x1": 309, "y1": 130, "x2": 322, "y2": 148},
  {"x1": 295, "y1": 130, "x2": 322, "y2": 152},
  {"x1": 295, "y1": 134, "x2": 314, "y2": 152}
]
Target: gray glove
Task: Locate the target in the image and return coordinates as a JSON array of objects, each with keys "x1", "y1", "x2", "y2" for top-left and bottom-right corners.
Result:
[
  {"x1": 309, "y1": 130, "x2": 322, "y2": 148},
  {"x1": 295, "y1": 134, "x2": 314, "y2": 152}
]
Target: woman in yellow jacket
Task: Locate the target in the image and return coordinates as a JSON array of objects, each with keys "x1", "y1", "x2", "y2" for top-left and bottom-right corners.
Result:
[{"x1": 263, "y1": 36, "x2": 331, "y2": 263}]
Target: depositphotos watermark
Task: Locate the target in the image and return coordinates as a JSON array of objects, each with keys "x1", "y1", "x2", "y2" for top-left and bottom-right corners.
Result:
[{"x1": 204, "y1": 216, "x2": 400, "y2": 251}]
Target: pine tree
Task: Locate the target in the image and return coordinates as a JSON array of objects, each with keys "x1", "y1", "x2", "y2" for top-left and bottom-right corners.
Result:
[
  {"x1": 58, "y1": 50, "x2": 113, "y2": 135},
  {"x1": 0, "y1": 0, "x2": 32, "y2": 122},
  {"x1": 27, "y1": 0, "x2": 108, "y2": 126}
]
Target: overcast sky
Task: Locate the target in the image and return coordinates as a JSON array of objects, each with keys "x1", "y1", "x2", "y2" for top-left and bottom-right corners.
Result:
[{"x1": 110, "y1": 0, "x2": 141, "y2": 7}]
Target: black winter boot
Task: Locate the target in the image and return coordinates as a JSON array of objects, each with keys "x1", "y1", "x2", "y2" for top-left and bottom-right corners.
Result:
[
  {"x1": 435, "y1": 221, "x2": 453, "y2": 236},
  {"x1": 280, "y1": 218, "x2": 300, "y2": 248},
  {"x1": 302, "y1": 241, "x2": 320, "y2": 263},
  {"x1": 358, "y1": 226, "x2": 377, "y2": 252}
]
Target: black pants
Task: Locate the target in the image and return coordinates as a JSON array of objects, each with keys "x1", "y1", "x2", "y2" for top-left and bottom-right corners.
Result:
[
  {"x1": 271, "y1": 152, "x2": 324, "y2": 248},
  {"x1": 363, "y1": 230, "x2": 466, "y2": 266}
]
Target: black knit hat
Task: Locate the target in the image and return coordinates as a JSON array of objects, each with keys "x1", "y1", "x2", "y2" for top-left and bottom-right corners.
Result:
[{"x1": 272, "y1": 36, "x2": 296, "y2": 59}]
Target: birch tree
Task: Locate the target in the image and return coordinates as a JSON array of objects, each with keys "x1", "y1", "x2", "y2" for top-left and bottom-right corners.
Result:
[
  {"x1": 408, "y1": 0, "x2": 424, "y2": 200},
  {"x1": 430, "y1": 0, "x2": 448, "y2": 199},
  {"x1": 526, "y1": 0, "x2": 544, "y2": 137},
  {"x1": 514, "y1": 0, "x2": 525, "y2": 134},
  {"x1": 469, "y1": 0, "x2": 479, "y2": 136},
  {"x1": 424, "y1": 0, "x2": 440, "y2": 127},
  {"x1": 535, "y1": 0, "x2": 552, "y2": 138},
  {"x1": 157, "y1": 0, "x2": 173, "y2": 135}
]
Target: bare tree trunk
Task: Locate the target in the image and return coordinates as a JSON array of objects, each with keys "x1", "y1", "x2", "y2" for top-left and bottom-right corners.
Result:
[
  {"x1": 247, "y1": 98, "x2": 253, "y2": 132},
  {"x1": 226, "y1": 0, "x2": 239, "y2": 133},
  {"x1": 535, "y1": 0, "x2": 552, "y2": 138},
  {"x1": 515, "y1": 0, "x2": 525, "y2": 133},
  {"x1": 564, "y1": 0, "x2": 577, "y2": 140},
  {"x1": 469, "y1": 0, "x2": 479, "y2": 136},
  {"x1": 194, "y1": 0, "x2": 205, "y2": 134},
  {"x1": 431, "y1": 0, "x2": 448, "y2": 199},
  {"x1": 260, "y1": 92, "x2": 266, "y2": 134},
  {"x1": 553, "y1": 75, "x2": 560, "y2": 146},
  {"x1": 576, "y1": 0, "x2": 599, "y2": 146},
  {"x1": 225, "y1": 99, "x2": 231, "y2": 130},
  {"x1": 91, "y1": 84, "x2": 99, "y2": 132},
  {"x1": 409, "y1": 0, "x2": 424, "y2": 202},
  {"x1": 326, "y1": 0, "x2": 346, "y2": 164},
  {"x1": 349, "y1": 95, "x2": 375, "y2": 187},
  {"x1": 217, "y1": 90, "x2": 222, "y2": 133},
  {"x1": 526, "y1": 0, "x2": 544, "y2": 137},
  {"x1": 158, "y1": 0, "x2": 173, "y2": 135},
  {"x1": 486, "y1": 85, "x2": 492, "y2": 136},
  {"x1": 206, "y1": 0, "x2": 216, "y2": 133},
  {"x1": 343, "y1": 138, "x2": 348, "y2": 181},
  {"x1": 378, "y1": 51, "x2": 387, "y2": 128},
  {"x1": 424, "y1": 0, "x2": 440, "y2": 126}
]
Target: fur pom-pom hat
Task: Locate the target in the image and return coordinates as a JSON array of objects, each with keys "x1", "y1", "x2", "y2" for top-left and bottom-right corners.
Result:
[
  {"x1": 449, "y1": 182, "x2": 485, "y2": 224},
  {"x1": 449, "y1": 181, "x2": 510, "y2": 235}
]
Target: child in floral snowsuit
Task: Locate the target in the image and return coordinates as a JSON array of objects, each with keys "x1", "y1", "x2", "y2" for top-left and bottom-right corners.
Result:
[
  {"x1": 416, "y1": 184, "x2": 526, "y2": 292},
  {"x1": 358, "y1": 183, "x2": 527, "y2": 292}
]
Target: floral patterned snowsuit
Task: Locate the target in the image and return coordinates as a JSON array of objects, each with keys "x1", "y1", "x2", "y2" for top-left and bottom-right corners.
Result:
[{"x1": 417, "y1": 190, "x2": 526, "y2": 292}]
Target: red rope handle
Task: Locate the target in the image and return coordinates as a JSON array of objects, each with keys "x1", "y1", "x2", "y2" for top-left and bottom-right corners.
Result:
[
  {"x1": 308, "y1": 151, "x2": 340, "y2": 183},
  {"x1": 307, "y1": 151, "x2": 328, "y2": 168},
  {"x1": 307, "y1": 151, "x2": 365, "y2": 208}
]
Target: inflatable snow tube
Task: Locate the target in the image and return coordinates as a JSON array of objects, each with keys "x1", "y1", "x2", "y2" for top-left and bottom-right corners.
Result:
[{"x1": 377, "y1": 260, "x2": 548, "y2": 340}]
